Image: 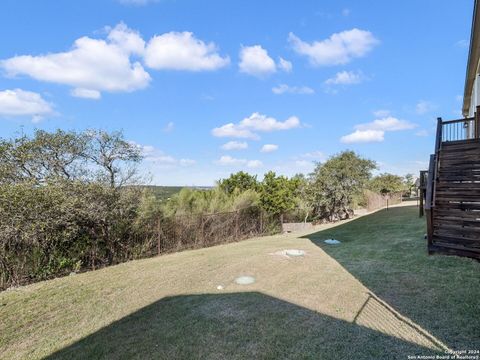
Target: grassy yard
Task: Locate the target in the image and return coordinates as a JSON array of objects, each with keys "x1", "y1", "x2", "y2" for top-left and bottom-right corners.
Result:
[{"x1": 1, "y1": 205, "x2": 479, "y2": 359}]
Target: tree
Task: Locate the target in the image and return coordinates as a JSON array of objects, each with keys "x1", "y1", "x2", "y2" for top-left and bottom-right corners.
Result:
[
  {"x1": 403, "y1": 173, "x2": 416, "y2": 197},
  {"x1": 0, "y1": 130, "x2": 87, "y2": 184},
  {"x1": 218, "y1": 171, "x2": 258, "y2": 194},
  {"x1": 31, "y1": 130, "x2": 88, "y2": 181},
  {"x1": 292, "y1": 174, "x2": 313, "y2": 223},
  {"x1": 369, "y1": 173, "x2": 405, "y2": 195},
  {"x1": 84, "y1": 130, "x2": 143, "y2": 188},
  {"x1": 0, "y1": 129, "x2": 142, "y2": 188},
  {"x1": 309, "y1": 151, "x2": 376, "y2": 221},
  {"x1": 259, "y1": 171, "x2": 299, "y2": 220}
]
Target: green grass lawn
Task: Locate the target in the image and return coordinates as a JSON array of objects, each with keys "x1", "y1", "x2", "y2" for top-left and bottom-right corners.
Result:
[{"x1": 1, "y1": 205, "x2": 479, "y2": 359}]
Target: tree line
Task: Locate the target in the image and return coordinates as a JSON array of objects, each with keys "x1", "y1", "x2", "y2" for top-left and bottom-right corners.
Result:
[{"x1": 0, "y1": 129, "x2": 414, "y2": 289}]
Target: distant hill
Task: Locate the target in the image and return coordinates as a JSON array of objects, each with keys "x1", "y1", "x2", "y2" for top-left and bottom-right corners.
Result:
[
  {"x1": 140, "y1": 185, "x2": 213, "y2": 201},
  {"x1": 140, "y1": 186, "x2": 184, "y2": 201}
]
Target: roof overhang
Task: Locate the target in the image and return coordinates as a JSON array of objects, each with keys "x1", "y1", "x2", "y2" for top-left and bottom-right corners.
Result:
[{"x1": 463, "y1": 0, "x2": 480, "y2": 117}]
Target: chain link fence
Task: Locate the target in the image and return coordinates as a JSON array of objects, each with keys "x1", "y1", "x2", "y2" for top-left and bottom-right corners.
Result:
[
  {"x1": 147, "y1": 206, "x2": 280, "y2": 256},
  {"x1": 365, "y1": 190, "x2": 402, "y2": 212}
]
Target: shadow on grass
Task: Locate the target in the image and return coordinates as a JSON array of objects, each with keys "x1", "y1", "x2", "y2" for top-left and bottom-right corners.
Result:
[
  {"x1": 302, "y1": 205, "x2": 480, "y2": 350},
  {"x1": 45, "y1": 292, "x2": 439, "y2": 360}
]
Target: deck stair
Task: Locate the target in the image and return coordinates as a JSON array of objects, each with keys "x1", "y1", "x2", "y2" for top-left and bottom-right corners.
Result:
[{"x1": 425, "y1": 109, "x2": 480, "y2": 259}]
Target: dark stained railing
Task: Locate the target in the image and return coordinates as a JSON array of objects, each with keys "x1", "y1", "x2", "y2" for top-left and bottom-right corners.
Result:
[
  {"x1": 440, "y1": 105, "x2": 480, "y2": 142},
  {"x1": 425, "y1": 106, "x2": 480, "y2": 249},
  {"x1": 441, "y1": 117, "x2": 475, "y2": 142},
  {"x1": 418, "y1": 170, "x2": 428, "y2": 218},
  {"x1": 425, "y1": 154, "x2": 436, "y2": 245}
]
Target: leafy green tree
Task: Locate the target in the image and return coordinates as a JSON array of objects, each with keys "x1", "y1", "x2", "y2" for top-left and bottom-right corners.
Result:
[
  {"x1": 0, "y1": 130, "x2": 87, "y2": 184},
  {"x1": 259, "y1": 171, "x2": 299, "y2": 220},
  {"x1": 218, "y1": 171, "x2": 258, "y2": 194},
  {"x1": 291, "y1": 173, "x2": 313, "y2": 223},
  {"x1": 403, "y1": 173, "x2": 416, "y2": 197},
  {"x1": 369, "y1": 173, "x2": 405, "y2": 195},
  {"x1": 309, "y1": 151, "x2": 376, "y2": 221},
  {"x1": 0, "y1": 129, "x2": 142, "y2": 188}
]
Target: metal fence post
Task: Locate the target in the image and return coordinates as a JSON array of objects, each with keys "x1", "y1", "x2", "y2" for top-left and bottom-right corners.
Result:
[
  {"x1": 157, "y1": 218, "x2": 161, "y2": 255},
  {"x1": 235, "y1": 211, "x2": 239, "y2": 239}
]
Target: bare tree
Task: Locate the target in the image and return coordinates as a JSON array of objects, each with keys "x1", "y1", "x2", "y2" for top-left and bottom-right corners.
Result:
[{"x1": 84, "y1": 130, "x2": 143, "y2": 188}]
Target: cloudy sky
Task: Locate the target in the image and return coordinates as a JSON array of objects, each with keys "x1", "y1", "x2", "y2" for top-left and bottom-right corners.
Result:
[{"x1": 0, "y1": 0, "x2": 472, "y2": 185}]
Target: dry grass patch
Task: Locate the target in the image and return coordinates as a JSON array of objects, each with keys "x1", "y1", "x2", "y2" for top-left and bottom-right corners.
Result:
[{"x1": 0, "y1": 205, "x2": 478, "y2": 359}]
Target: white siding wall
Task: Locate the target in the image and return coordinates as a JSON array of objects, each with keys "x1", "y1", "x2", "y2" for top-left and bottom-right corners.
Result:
[
  {"x1": 469, "y1": 72, "x2": 480, "y2": 117},
  {"x1": 466, "y1": 73, "x2": 480, "y2": 139}
]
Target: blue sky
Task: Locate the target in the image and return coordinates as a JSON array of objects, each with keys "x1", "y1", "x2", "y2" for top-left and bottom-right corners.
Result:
[{"x1": 0, "y1": 0, "x2": 473, "y2": 185}]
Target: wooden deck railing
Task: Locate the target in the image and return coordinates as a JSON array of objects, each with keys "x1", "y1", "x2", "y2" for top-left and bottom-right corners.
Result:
[
  {"x1": 418, "y1": 170, "x2": 428, "y2": 218},
  {"x1": 425, "y1": 116, "x2": 444, "y2": 245},
  {"x1": 424, "y1": 107, "x2": 480, "y2": 259},
  {"x1": 440, "y1": 105, "x2": 480, "y2": 142},
  {"x1": 425, "y1": 106, "x2": 480, "y2": 249},
  {"x1": 425, "y1": 154, "x2": 436, "y2": 245}
]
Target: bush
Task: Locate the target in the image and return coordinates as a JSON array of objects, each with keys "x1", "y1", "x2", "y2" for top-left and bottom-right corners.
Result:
[{"x1": 0, "y1": 181, "x2": 147, "y2": 289}]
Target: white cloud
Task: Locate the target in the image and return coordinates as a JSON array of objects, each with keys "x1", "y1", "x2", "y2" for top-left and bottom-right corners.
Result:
[
  {"x1": 212, "y1": 112, "x2": 301, "y2": 139},
  {"x1": 325, "y1": 70, "x2": 364, "y2": 85},
  {"x1": 137, "y1": 144, "x2": 155, "y2": 155},
  {"x1": 0, "y1": 89, "x2": 54, "y2": 122},
  {"x1": 238, "y1": 45, "x2": 276, "y2": 77},
  {"x1": 106, "y1": 23, "x2": 146, "y2": 55},
  {"x1": 373, "y1": 109, "x2": 390, "y2": 117},
  {"x1": 300, "y1": 151, "x2": 326, "y2": 161},
  {"x1": 247, "y1": 160, "x2": 263, "y2": 168},
  {"x1": 295, "y1": 160, "x2": 312, "y2": 167},
  {"x1": 1, "y1": 24, "x2": 232, "y2": 98},
  {"x1": 415, "y1": 100, "x2": 435, "y2": 115},
  {"x1": 216, "y1": 156, "x2": 263, "y2": 168},
  {"x1": 70, "y1": 88, "x2": 101, "y2": 99},
  {"x1": 341, "y1": 116, "x2": 416, "y2": 144},
  {"x1": 342, "y1": 8, "x2": 351, "y2": 16},
  {"x1": 273, "y1": 156, "x2": 320, "y2": 177},
  {"x1": 221, "y1": 141, "x2": 248, "y2": 150},
  {"x1": 148, "y1": 155, "x2": 177, "y2": 164},
  {"x1": 1, "y1": 23, "x2": 151, "y2": 98},
  {"x1": 240, "y1": 112, "x2": 300, "y2": 131},
  {"x1": 278, "y1": 57, "x2": 292, "y2": 72},
  {"x1": 216, "y1": 155, "x2": 245, "y2": 166},
  {"x1": 163, "y1": 121, "x2": 174, "y2": 132},
  {"x1": 341, "y1": 129, "x2": 384, "y2": 144},
  {"x1": 260, "y1": 144, "x2": 279, "y2": 153},
  {"x1": 179, "y1": 158, "x2": 196, "y2": 166},
  {"x1": 355, "y1": 116, "x2": 417, "y2": 132},
  {"x1": 144, "y1": 31, "x2": 230, "y2": 71},
  {"x1": 131, "y1": 141, "x2": 195, "y2": 168},
  {"x1": 212, "y1": 123, "x2": 259, "y2": 140},
  {"x1": 272, "y1": 84, "x2": 314, "y2": 95},
  {"x1": 415, "y1": 130, "x2": 429, "y2": 137},
  {"x1": 288, "y1": 151, "x2": 326, "y2": 171},
  {"x1": 288, "y1": 29, "x2": 379, "y2": 66}
]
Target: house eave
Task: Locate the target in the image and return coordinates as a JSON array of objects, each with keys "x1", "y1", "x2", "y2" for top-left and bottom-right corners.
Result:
[{"x1": 463, "y1": 0, "x2": 480, "y2": 117}]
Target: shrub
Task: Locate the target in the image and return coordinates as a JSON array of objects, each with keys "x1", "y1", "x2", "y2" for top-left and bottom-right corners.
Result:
[{"x1": 0, "y1": 181, "x2": 146, "y2": 289}]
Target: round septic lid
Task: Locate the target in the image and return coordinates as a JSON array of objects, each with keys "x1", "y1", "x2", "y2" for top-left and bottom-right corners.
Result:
[
  {"x1": 324, "y1": 239, "x2": 341, "y2": 244},
  {"x1": 285, "y1": 249, "x2": 305, "y2": 257},
  {"x1": 235, "y1": 276, "x2": 256, "y2": 285}
]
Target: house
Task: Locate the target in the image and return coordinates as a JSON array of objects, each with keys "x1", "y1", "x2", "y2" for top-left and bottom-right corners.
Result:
[
  {"x1": 424, "y1": 0, "x2": 480, "y2": 259},
  {"x1": 464, "y1": 0, "x2": 480, "y2": 118}
]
